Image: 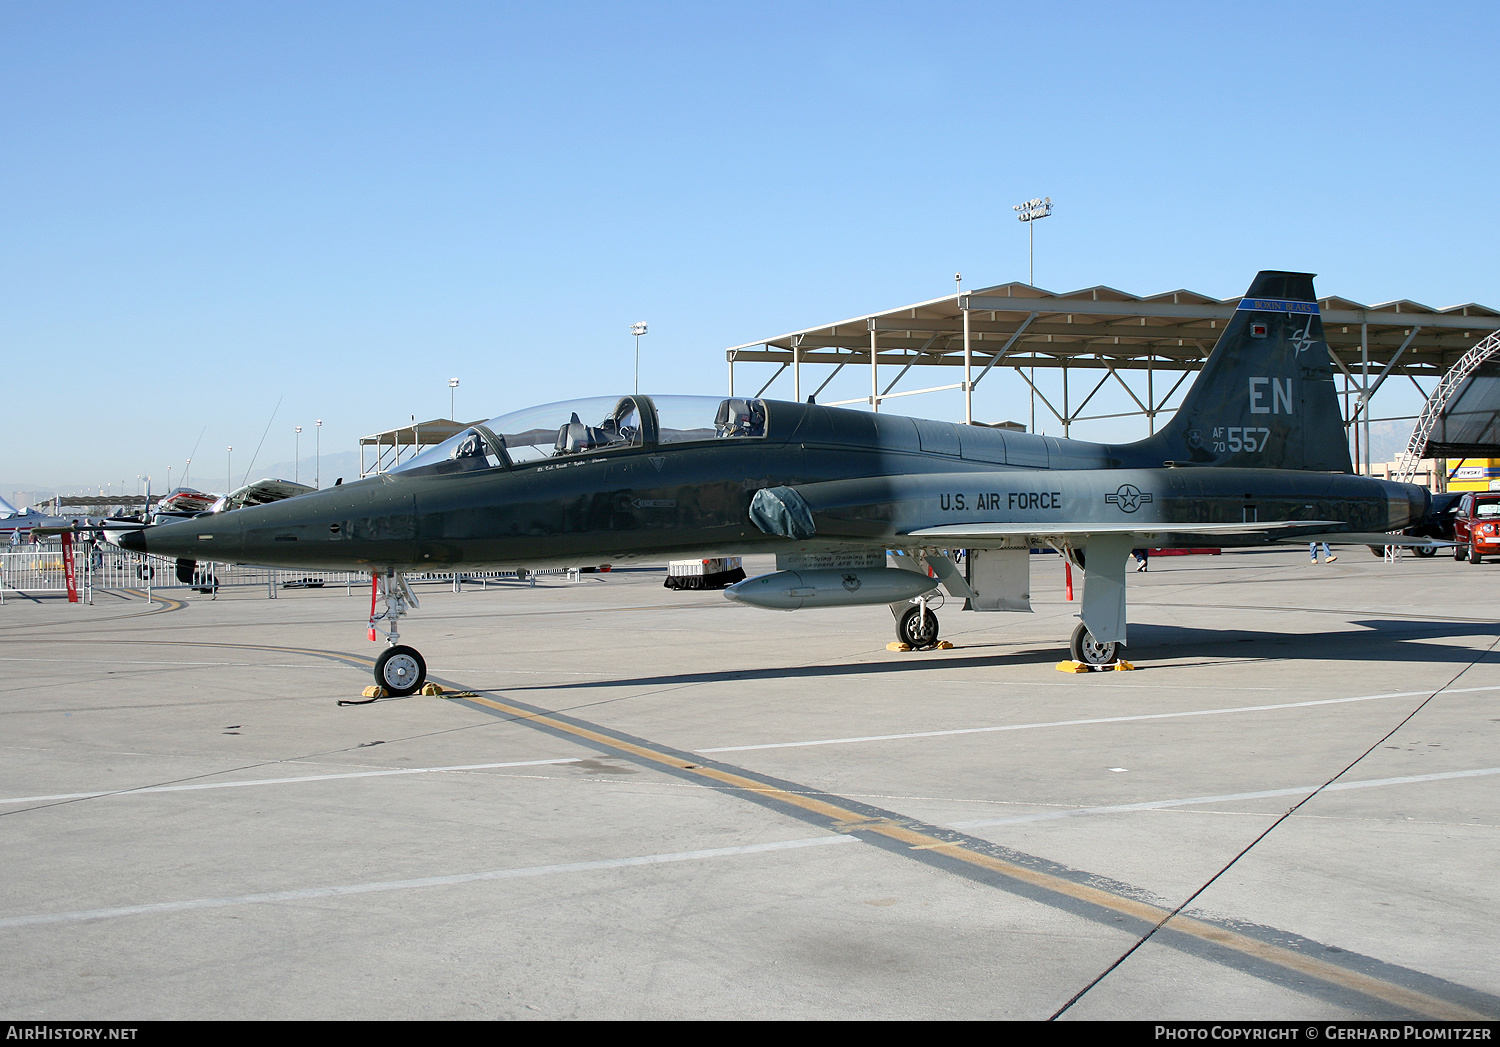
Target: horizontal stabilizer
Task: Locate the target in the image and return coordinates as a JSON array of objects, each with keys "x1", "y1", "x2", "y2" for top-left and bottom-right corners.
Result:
[{"x1": 1275, "y1": 533, "x2": 1451, "y2": 547}]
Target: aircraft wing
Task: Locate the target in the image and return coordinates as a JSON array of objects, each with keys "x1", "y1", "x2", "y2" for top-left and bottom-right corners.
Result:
[
  {"x1": 748, "y1": 476, "x2": 1411, "y2": 551},
  {"x1": 905, "y1": 524, "x2": 1448, "y2": 549},
  {"x1": 904, "y1": 520, "x2": 1345, "y2": 543}
]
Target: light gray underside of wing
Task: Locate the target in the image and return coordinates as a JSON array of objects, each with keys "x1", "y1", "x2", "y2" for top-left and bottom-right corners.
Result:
[{"x1": 904, "y1": 520, "x2": 1344, "y2": 543}]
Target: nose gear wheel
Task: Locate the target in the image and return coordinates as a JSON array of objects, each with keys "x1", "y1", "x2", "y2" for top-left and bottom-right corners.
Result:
[{"x1": 374, "y1": 645, "x2": 427, "y2": 697}]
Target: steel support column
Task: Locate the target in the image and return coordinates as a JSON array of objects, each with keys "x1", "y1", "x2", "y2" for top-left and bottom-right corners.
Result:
[
  {"x1": 1062, "y1": 358, "x2": 1070, "y2": 437},
  {"x1": 792, "y1": 336, "x2": 802, "y2": 402},
  {"x1": 962, "y1": 303, "x2": 973, "y2": 423},
  {"x1": 1362, "y1": 322, "x2": 1371, "y2": 475}
]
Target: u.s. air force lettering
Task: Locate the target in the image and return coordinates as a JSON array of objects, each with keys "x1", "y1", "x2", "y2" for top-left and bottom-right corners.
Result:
[{"x1": 940, "y1": 491, "x2": 1062, "y2": 511}]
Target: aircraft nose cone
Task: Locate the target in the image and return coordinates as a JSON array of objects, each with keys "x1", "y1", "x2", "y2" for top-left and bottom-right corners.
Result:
[{"x1": 115, "y1": 528, "x2": 147, "y2": 553}]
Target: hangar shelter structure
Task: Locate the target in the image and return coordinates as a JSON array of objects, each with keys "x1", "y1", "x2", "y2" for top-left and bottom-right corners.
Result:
[
  {"x1": 359, "y1": 418, "x2": 479, "y2": 477},
  {"x1": 724, "y1": 281, "x2": 1500, "y2": 475},
  {"x1": 1406, "y1": 332, "x2": 1500, "y2": 460}
]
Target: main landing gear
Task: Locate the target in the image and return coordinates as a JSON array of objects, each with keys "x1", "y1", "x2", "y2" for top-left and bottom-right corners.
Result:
[
  {"x1": 896, "y1": 600, "x2": 940, "y2": 647},
  {"x1": 370, "y1": 571, "x2": 427, "y2": 696},
  {"x1": 1069, "y1": 622, "x2": 1119, "y2": 667}
]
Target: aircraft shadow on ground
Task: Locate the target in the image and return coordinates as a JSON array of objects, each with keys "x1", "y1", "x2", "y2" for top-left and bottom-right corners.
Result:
[{"x1": 494, "y1": 618, "x2": 1500, "y2": 693}]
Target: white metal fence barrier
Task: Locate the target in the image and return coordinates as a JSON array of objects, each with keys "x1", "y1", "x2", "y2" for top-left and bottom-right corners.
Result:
[{"x1": 0, "y1": 543, "x2": 550, "y2": 604}]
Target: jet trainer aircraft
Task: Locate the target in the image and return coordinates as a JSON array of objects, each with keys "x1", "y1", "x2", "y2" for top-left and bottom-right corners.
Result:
[
  {"x1": 0, "y1": 495, "x2": 101, "y2": 544},
  {"x1": 117, "y1": 272, "x2": 1433, "y2": 695}
]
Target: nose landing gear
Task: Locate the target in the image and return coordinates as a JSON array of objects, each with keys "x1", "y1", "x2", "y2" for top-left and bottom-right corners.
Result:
[
  {"x1": 370, "y1": 572, "x2": 427, "y2": 696},
  {"x1": 374, "y1": 644, "x2": 427, "y2": 696}
]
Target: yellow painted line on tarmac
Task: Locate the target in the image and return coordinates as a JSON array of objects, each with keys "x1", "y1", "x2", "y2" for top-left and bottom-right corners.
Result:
[
  {"x1": 117, "y1": 590, "x2": 188, "y2": 615},
  {"x1": 0, "y1": 634, "x2": 379, "y2": 671},
  {"x1": 189, "y1": 641, "x2": 376, "y2": 667},
  {"x1": 461, "y1": 690, "x2": 1489, "y2": 1021}
]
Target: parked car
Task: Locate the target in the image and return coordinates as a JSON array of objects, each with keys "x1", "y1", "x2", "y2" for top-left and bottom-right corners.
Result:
[
  {"x1": 1368, "y1": 491, "x2": 1462, "y2": 558},
  {"x1": 1452, "y1": 492, "x2": 1500, "y2": 563}
]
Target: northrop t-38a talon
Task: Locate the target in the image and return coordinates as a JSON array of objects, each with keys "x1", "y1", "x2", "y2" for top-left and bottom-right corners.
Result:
[{"x1": 117, "y1": 272, "x2": 1434, "y2": 695}]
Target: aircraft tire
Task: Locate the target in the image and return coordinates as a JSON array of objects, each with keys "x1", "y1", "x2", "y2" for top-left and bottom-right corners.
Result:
[
  {"x1": 1070, "y1": 622, "x2": 1118, "y2": 666},
  {"x1": 374, "y1": 645, "x2": 427, "y2": 697},
  {"x1": 897, "y1": 604, "x2": 940, "y2": 648},
  {"x1": 1368, "y1": 545, "x2": 1385, "y2": 558}
]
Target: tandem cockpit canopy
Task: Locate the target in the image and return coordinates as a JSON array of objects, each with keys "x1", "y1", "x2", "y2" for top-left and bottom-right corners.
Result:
[{"x1": 389, "y1": 395, "x2": 769, "y2": 476}]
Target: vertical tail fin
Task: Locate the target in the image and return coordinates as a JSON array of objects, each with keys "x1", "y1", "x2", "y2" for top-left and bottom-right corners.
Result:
[{"x1": 1133, "y1": 271, "x2": 1351, "y2": 472}]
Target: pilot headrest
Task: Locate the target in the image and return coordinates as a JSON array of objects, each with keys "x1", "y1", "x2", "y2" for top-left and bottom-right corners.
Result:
[{"x1": 716, "y1": 398, "x2": 751, "y2": 425}]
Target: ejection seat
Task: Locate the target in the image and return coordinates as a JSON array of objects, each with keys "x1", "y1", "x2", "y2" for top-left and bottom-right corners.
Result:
[
  {"x1": 715, "y1": 398, "x2": 766, "y2": 438},
  {"x1": 555, "y1": 413, "x2": 598, "y2": 455}
]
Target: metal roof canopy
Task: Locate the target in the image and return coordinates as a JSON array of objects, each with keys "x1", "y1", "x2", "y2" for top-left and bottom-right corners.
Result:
[
  {"x1": 360, "y1": 418, "x2": 483, "y2": 476},
  {"x1": 724, "y1": 282, "x2": 1500, "y2": 469},
  {"x1": 41, "y1": 495, "x2": 151, "y2": 512}
]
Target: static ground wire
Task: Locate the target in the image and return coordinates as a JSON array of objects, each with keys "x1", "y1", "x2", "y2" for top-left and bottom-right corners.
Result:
[{"x1": 1047, "y1": 626, "x2": 1500, "y2": 1020}]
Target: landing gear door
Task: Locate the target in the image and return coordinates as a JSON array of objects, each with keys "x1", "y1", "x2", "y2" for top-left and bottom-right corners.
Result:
[{"x1": 964, "y1": 547, "x2": 1032, "y2": 612}]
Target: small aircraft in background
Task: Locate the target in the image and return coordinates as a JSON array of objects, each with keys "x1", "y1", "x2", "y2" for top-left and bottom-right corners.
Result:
[
  {"x1": 151, "y1": 479, "x2": 316, "y2": 520},
  {"x1": 153, "y1": 487, "x2": 219, "y2": 517},
  {"x1": 0, "y1": 495, "x2": 99, "y2": 545},
  {"x1": 117, "y1": 272, "x2": 1436, "y2": 695}
]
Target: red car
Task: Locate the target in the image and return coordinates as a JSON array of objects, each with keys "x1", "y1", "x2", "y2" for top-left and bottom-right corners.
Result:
[{"x1": 1452, "y1": 492, "x2": 1500, "y2": 563}]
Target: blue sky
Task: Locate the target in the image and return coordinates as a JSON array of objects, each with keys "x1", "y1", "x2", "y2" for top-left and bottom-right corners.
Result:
[{"x1": 4, "y1": 1, "x2": 1497, "y2": 492}]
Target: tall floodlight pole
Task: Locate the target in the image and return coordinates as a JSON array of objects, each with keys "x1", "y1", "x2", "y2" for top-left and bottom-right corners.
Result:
[
  {"x1": 315, "y1": 420, "x2": 322, "y2": 489},
  {"x1": 1014, "y1": 195, "x2": 1053, "y2": 432},
  {"x1": 630, "y1": 322, "x2": 648, "y2": 393},
  {"x1": 449, "y1": 378, "x2": 459, "y2": 420},
  {"x1": 294, "y1": 426, "x2": 303, "y2": 484},
  {"x1": 226, "y1": 447, "x2": 232, "y2": 494},
  {"x1": 1013, "y1": 196, "x2": 1052, "y2": 285}
]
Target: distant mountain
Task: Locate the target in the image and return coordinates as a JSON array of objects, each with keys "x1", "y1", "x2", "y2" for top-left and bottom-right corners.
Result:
[
  {"x1": 1365, "y1": 419, "x2": 1418, "y2": 464},
  {"x1": 220, "y1": 450, "x2": 365, "y2": 492},
  {"x1": 2, "y1": 451, "x2": 368, "y2": 506}
]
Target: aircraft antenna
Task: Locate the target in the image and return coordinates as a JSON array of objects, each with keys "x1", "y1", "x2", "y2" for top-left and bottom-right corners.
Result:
[
  {"x1": 183, "y1": 425, "x2": 206, "y2": 488},
  {"x1": 240, "y1": 397, "x2": 283, "y2": 489}
]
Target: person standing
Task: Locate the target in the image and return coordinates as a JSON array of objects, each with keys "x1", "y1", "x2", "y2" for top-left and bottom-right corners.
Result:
[{"x1": 1309, "y1": 541, "x2": 1336, "y2": 564}]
